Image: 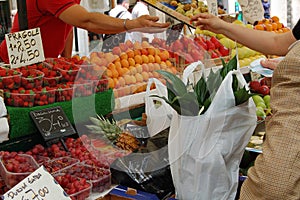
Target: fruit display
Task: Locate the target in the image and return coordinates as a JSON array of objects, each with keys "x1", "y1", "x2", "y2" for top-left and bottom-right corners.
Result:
[
  {"x1": 249, "y1": 77, "x2": 272, "y2": 120},
  {"x1": 1, "y1": 56, "x2": 109, "y2": 107},
  {"x1": 59, "y1": 163, "x2": 111, "y2": 193},
  {"x1": 43, "y1": 156, "x2": 80, "y2": 174},
  {"x1": 0, "y1": 68, "x2": 21, "y2": 90},
  {"x1": 0, "y1": 153, "x2": 39, "y2": 188},
  {"x1": 254, "y1": 16, "x2": 290, "y2": 33},
  {"x1": 85, "y1": 40, "x2": 177, "y2": 98},
  {"x1": 54, "y1": 173, "x2": 92, "y2": 200}
]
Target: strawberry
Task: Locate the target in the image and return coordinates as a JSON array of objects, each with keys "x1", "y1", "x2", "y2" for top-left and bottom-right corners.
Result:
[
  {"x1": 210, "y1": 36, "x2": 221, "y2": 49},
  {"x1": 219, "y1": 45, "x2": 230, "y2": 57},
  {"x1": 206, "y1": 40, "x2": 216, "y2": 50}
]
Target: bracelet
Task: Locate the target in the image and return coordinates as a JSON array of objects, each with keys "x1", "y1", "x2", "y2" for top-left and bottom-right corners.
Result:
[{"x1": 123, "y1": 18, "x2": 129, "y2": 31}]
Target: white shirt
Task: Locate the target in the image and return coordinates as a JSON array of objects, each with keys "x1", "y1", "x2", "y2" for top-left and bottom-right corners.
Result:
[
  {"x1": 131, "y1": 2, "x2": 154, "y2": 43},
  {"x1": 109, "y1": 5, "x2": 132, "y2": 42}
]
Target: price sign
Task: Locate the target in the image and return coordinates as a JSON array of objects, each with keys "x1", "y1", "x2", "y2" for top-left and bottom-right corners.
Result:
[
  {"x1": 207, "y1": 0, "x2": 218, "y2": 16},
  {"x1": 238, "y1": 0, "x2": 264, "y2": 24},
  {"x1": 102, "y1": 32, "x2": 126, "y2": 52},
  {"x1": 2, "y1": 166, "x2": 71, "y2": 200},
  {"x1": 166, "y1": 23, "x2": 184, "y2": 45},
  {"x1": 30, "y1": 106, "x2": 76, "y2": 141},
  {"x1": 5, "y1": 28, "x2": 45, "y2": 68}
]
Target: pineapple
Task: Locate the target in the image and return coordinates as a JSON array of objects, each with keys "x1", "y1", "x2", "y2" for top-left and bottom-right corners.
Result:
[{"x1": 87, "y1": 115, "x2": 140, "y2": 151}]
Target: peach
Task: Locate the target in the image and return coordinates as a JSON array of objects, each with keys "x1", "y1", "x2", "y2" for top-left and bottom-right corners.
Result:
[
  {"x1": 147, "y1": 63, "x2": 154, "y2": 72},
  {"x1": 159, "y1": 50, "x2": 170, "y2": 61},
  {"x1": 141, "y1": 48, "x2": 149, "y2": 56},
  {"x1": 125, "y1": 40, "x2": 134, "y2": 49},
  {"x1": 142, "y1": 55, "x2": 149, "y2": 64},
  {"x1": 129, "y1": 66, "x2": 137, "y2": 75},
  {"x1": 153, "y1": 63, "x2": 161, "y2": 71},
  {"x1": 135, "y1": 64, "x2": 143, "y2": 73},
  {"x1": 147, "y1": 48, "x2": 156, "y2": 56},
  {"x1": 124, "y1": 74, "x2": 132, "y2": 85},
  {"x1": 108, "y1": 78, "x2": 115, "y2": 88},
  {"x1": 152, "y1": 71, "x2": 160, "y2": 78},
  {"x1": 120, "y1": 52, "x2": 128, "y2": 60},
  {"x1": 148, "y1": 72, "x2": 154, "y2": 78},
  {"x1": 105, "y1": 52, "x2": 115, "y2": 63},
  {"x1": 154, "y1": 55, "x2": 161, "y2": 64},
  {"x1": 107, "y1": 62, "x2": 116, "y2": 70},
  {"x1": 128, "y1": 57, "x2": 136, "y2": 66},
  {"x1": 141, "y1": 71, "x2": 149, "y2": 81},
  {"x1": 165, "y1": 60, "x2": 172, "y2": 67},
  {"x1": 141, "y1": 41, "x2": 150, "y2": 48},
  {"x1": 90, "y1": 52, "x2": 99, "y2": 59},
  {"x1": 142, "y1": 63, "x2": 149, "y2": 72},
  {"x1": 131, "y1": 75, "x2": 137, "y2": 84},
  {"x1": 119, "y1": 43, "x2": 128, "y2": 52},
  {"x1": 118, "y1": 77, "x2": 126, "y2": 87},
  {"x1": 122, "y1": 68, "x2": 130, "y2": 76},
  {"x1": 134, "y1": 49, "x2": 141, "y2": 56},
  {"x1": 112, "y1": 69, "x2": 119, "y2": 78},
  {"x1": 114, "y1": 61, "x2": 122, "y2": 70},
  {"x1": 112, "y1": 46, "x2": 122, "y2": 55},
  {"x1": 126, "y1": 49, "x2": 135, "y2": 58},
  {"x1": 148, "y1": 55, "x2": 155, "y2": 63},
  {"x1": 133, "y1": 41, "x2": 142, "y2": 50},
  {"x1": 134, "y1": 55, "x2": 143, "y2": 65},
  {"x1": 121, "y1": 59, "x2": 129, "y2": 68},
  {"x1": 135, "y1": 73, "x2": 143, "y2": 83},
  {"x1": 106, "y1": 69, "x2": 113, "y2": 77},
  {"x1": 97, "y1": 51, "x2": 105, "y2": 58}
]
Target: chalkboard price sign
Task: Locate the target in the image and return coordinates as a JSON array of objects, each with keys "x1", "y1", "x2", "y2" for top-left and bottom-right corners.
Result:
[
  {"x1": 102, "y1": 32, "x2": 126, "y2": 52},
  {"x1": 166, "y1": 23, "x2": 184, "y2": 45},
  {"x1": 30, "y1": 106, "x2": 76, "y2": 141}
]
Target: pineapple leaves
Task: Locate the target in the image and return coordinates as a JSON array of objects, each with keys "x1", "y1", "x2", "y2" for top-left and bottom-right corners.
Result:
[
  {"x1": 157, "y1": 70, "x2": 187, "y2": 96},
  {"x1": 154, "y1": 55, "x2": 252, "y2": 116}
]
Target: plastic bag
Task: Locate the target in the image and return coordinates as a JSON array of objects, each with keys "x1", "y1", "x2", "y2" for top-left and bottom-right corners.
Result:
[
  {"x1": 168, "y1": 63, "x2": 257, "y2": 200},
  {"x1": 145, "y1": 78, "x2": 172, "y2": 137},
  {"x1": 110, "y1": 129, "x2": 175, "y2": 199}
]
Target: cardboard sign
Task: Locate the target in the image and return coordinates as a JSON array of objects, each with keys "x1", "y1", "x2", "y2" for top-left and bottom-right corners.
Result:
[
  {"x1": 30, "y1": 106, "x2": 76, "y2": 141},
  {"x1": 238, "y1": 0, "x2": 264, "y2": 24},
  {"x1": 5, "y1": 28, "x2": 45, "y2": 68},
  {"x1": 2, "y1": 166, "x2": 71, "y2": 200},
  {"x1": 166, "y1": 23, "x2": 184, "y2": 45},
  {"x1": 207, "y1": 0, "x2": 218, "y2": 16}
]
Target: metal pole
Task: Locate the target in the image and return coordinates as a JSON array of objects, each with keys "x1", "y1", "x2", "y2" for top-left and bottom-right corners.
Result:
[{"x1": 16, "y1": 0, "x2": 27, "y2": 30}]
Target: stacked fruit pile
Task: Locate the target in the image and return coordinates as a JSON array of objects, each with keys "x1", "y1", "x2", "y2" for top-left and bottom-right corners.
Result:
[
  {"x1": 0, "y1": 57, "x2": 109, "y2": 107},
  {"x1": 249, "y1": 77, "x2": 272, "y2": 120},
  {"x1": 0, "y1": 134, "x2": 132, "y2": 195},
  {"x1": 196, "y1": 20, "x2": 266, "y2": 68},
  {"x1": 86, "y1": 40, "x2": 177, "y2": 98},
  {"x1": 254, "y1": 16, "x2": 290, "y2": 33}
]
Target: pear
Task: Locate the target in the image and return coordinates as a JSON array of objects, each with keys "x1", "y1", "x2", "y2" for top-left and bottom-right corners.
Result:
[
  {"x1": 256, "y1": 106, "x2": 266, "y2": 119},
  {"x1": 252, "y1": 95, "x2": 264, "y2": 106},
  {"x1": 263, "y1": 95, "x2": 271, "y2": 108}
]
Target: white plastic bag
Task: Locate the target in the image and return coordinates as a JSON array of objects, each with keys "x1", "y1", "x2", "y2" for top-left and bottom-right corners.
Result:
[
  {"x1": 168, "y1": 65, "x2": 257, "y2": 200},
  {"x1": 145, "y1": 78, "x2": 172, "y2": 137}
]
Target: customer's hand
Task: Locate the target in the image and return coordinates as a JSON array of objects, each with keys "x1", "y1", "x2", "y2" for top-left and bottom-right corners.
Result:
[
  {"x1": 129, "y1": 15, "x2": 170, "y2": 33},
  {"x1": 190, "y1": 13, "x2": 227, "y2": 34}
]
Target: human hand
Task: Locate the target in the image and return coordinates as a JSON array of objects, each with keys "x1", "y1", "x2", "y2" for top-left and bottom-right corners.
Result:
[
  {"x1": 129, "y1": 15, "x2": 170, "y2": 33},
  {"x1": 190, "y1": 13, "x2": 226, "y2": 34}
]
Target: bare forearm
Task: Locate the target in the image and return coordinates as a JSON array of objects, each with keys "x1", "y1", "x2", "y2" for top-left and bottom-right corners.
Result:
[{"x1": 220, "y1": 23, "x2": 296, "y2": 56}]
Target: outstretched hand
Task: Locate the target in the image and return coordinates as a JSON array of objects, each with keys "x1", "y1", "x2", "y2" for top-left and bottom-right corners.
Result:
[
  {"x1": 131, "y1": 15, "x2": 170, "y2": 33},
  {"x1": 190, "y1": 13, "x2": 226, "y2": 34}
]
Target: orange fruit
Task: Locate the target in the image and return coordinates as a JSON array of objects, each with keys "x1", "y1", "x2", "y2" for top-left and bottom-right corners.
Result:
[
  {"x1": 148, "y1": 55, "x2": 155, "y2": 63},
  {"x1": 271, "y1": 22, "x2": 278, "y2": 31},
  {"x1": 108, "y1": 78, "x2": 115, "y2": 88},
  {"x1": 265, "y1": 24, "x2": 273, "y2": 31},
  {"x1": 165, "y1": 60, "x2": 172, "y2": 67},
  {"x1": 120, "y1": 52, "x2": 128, "y2": 60},
  {"x1": 282, "y1": 27, "x2": 290, "y2": 32},
  {"x1": 134, "y1": 55, "x2": 143, "y2": 65},
  {"x1": 276, "y1": 22, "x2": 283, "y2": 29},
  {"x1": 114, "y1": 61, "x2": 122, "y2": 70},
  {"x1": 107, "y1": 62, "x2": 116, "y2": 70},
  {"x1": 128, "y1": 57, "x2": 136, "y2": 66},
  {"x1": 271, "y1": 16, "x2": 279, "y2": 23},
  {"x1": 106, "y1": 69, "x2": 113, "y2": 77},
  {"x1": 126, "y1": 50, "x2": 135, "y2": 58},
  {"x1": 121, "y1": 59, "x2": 129, "y2": 68},
  {"x1": 141, "y1": 55, "x2": 149, "y2": 64},
  {"x1": 254, "y1": 24, "x2": 265, "y2": 31}
]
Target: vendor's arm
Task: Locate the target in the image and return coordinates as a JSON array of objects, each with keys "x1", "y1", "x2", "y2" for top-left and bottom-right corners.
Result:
[
  {"x1": 61, "y1": 29, "x2": 73, "y2": 58},
  {"x1": 191, "y1": 13, "x2": 296, "y2": 56},
  {"x1": 59, "y1": 4, "x2": 170, "y2": 34}
]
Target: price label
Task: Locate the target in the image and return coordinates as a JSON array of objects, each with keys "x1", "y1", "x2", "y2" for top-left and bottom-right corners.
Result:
[
  {"x1": 166, "y1": 23, "x2": 184, "y2": 45},
  {"x1": 5, "y1": 28, "x2": 45, "y2": 68},
  {"x1": 207, "y1": 0, "x2": 218, "y2": 16},
  {"x1": 3, "y1": 166, "x2": 71, "y2": 200},
  {"x1": 238, "y1": 0, "x2": 264, "y2": 24},
  {"x1": 30, "y1": 106, "x2": 76, "y2": 141}
]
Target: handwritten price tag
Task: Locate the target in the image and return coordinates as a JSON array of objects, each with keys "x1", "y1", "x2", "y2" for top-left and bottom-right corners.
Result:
[
  {"x1": 207, "y1": 0, "x2": 218, "y2": 16},
  {"x1": 30, "y1": 106, "x2": 76, "y2": 141},
  {"x1": 5, "y1": 28, "x2": 45, "y2": 68},
  {"x1": 2, "y1": 166, "x2": 71, "y2": 200},
  {"x1": 238, "y1": 0, "x2": 264, "y2": 24}
]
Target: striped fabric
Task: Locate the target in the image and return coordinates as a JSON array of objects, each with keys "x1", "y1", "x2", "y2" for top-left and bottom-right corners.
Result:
[{"x1": 239, "y1": 41, "x2": 300, "y2": 199}]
